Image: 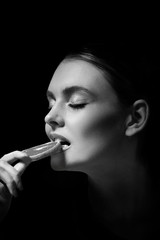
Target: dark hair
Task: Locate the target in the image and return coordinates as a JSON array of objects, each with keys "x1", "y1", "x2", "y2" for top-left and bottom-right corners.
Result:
[{"x1": 64, "y1": 43, "x2": 156, "y2": 107}]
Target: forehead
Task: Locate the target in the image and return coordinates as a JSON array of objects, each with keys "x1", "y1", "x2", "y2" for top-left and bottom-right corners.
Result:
[{"x1": 48, "y1": 59, "x2": 116, "y2": 99}]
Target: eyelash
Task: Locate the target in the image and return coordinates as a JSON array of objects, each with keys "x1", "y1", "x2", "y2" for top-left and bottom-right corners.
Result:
[
  {"x1": 48, "y1": 102, "x2": 87, "y2": 110},
  {"x1": 47, "y1": 94, "x2": 88, "y2": 110},
  {"x1": 68, "y1": 103, "x2": 87, "y2": 110}
]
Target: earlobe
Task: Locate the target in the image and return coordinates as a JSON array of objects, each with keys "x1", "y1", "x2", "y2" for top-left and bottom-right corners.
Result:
[{"x1": 125, "y1": 100, "x2": 149, "y2": 137}]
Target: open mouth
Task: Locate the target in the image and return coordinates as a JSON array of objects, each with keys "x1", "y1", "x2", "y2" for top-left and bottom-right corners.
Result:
[
  {"x1": 60, "y1": 140, "x2": 71, "y2": 151},
  {"x1": 49, "y1": 132, "x2": 71, "y2": 152},
  {"x1": 54, "y1": 139, "x2": 71, "y2": 151}
]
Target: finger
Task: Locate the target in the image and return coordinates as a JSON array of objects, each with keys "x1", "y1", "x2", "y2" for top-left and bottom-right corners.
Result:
[
  {"x1": 0, "y1": 162, "x2": 23, "y2": 192},
  {"x1": 0, "y1": 167, "x2": 18, "y2": 197},
  {"x1": 1, "y1": 151, "x2": 31, "y2": 165},
  {"x1": 14, "y1": 161, "x2": 26, "y2": 176}
]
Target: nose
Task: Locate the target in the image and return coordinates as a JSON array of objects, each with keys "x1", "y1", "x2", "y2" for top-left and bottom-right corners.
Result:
[{"x1": 44, "y1": 105, "x2": 65, "y2": 129}]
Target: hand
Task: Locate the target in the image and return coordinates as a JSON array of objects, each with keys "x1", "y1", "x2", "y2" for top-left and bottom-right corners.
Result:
[{"x1": 0, "y1": 151, "x2": 31, "y2": 222}]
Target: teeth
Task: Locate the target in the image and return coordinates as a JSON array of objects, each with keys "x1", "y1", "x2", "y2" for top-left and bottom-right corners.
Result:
[
  {"x1": 54, "y1": 138, "x2": 70, "y2": 151},
  {"x1": 62, "y1": 144, "x2": 70, "y2": 151}
]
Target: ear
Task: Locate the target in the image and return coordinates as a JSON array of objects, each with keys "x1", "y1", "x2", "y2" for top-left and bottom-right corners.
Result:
[{"x1": 125, "y1": 99, "x2": 149, "y2": 137}]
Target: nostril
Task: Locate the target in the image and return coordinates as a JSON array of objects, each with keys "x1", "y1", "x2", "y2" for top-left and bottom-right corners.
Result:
[{"x1": 49, "y1": 120, "x2": 60, "y2": 128}]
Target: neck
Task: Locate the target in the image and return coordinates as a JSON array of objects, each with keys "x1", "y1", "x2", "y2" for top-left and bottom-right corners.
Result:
[{"x1": 86, "y1": 149, "x2": 152, "y2": 239}]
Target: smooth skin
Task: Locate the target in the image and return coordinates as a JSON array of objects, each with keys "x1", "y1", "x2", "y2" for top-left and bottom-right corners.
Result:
[{"x1": 45, "y1": 60, "x2": 129, "y2": 171}]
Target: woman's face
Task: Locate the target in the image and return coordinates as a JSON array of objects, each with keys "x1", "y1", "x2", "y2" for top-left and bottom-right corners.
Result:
[{"x1": 45, "y1": 59, "x2": 127, "y2": 172}]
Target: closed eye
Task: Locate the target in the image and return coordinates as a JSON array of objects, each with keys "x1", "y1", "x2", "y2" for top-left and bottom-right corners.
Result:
[{"x1": 68, "y1": 103, "x2": 87, "y2": 109}]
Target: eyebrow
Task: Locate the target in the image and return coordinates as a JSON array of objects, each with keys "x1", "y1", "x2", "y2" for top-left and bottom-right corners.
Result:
[{"x1": 46, "y1": 86, "x2": 93, "y2": 99}]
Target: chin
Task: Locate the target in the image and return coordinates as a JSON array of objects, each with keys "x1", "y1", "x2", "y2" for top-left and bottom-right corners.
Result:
[
  {"x1": 49, "y1": 155, "x2": 79, "y2": 172},
  {"x1": 50, "y1": 152, "x2": 67, "y2": 171}
]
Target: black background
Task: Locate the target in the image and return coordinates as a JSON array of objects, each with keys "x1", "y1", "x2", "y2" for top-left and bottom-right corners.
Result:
[{"x1": 1, "y1": 32, "x2": 65, "y2": 155}]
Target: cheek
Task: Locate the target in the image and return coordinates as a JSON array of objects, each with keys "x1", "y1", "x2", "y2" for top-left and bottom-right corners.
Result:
[
  {"x1": 83, "y1": 108, "x2": 122, "y2": 138},
  {"x1": 64, "y1": 109, "x2": 124, "y2": 171},
  {"x1": 68, "y1": 106, "x2": 124, "y2": 152}
]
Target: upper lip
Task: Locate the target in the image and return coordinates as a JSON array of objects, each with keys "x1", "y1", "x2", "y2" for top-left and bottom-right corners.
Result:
[{"x1": 49, "y1": 132, "x2": 70, "y2": 145}]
